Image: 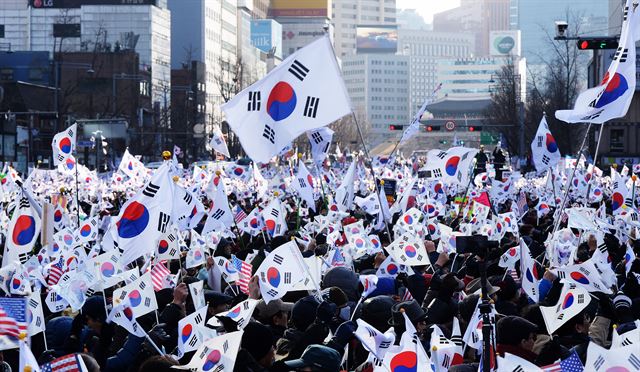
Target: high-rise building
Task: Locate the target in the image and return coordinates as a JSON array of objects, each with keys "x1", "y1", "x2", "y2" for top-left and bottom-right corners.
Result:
[
  {"x1": 252, "y1": 0, "x2": 269, "y2": 18},
  {"x1": 331, "y1": 0, "x2": 397, "y2": 57},
  {"x1": 169, "y1": 0, "x2": 241, "y2": 134},
  {"x1": 509, "y1": 0, "x2": 608, "y2": 63},
  {"x1": 397, "y1": 29, "x2": 474, "y2": 113},
  {"x1": 397, "y1": 9, "x2": 431, "y2": 31},
  {"x1": 342, "y1": 53, "x2": 410, "y2": 134},
  {"x1": 269, "y1": 0, "x2": 333, "y2": 59},
  {"x1": 0, "y1": 0, "x2": 171, "y2": 106},
  {"x1": 433, "y1": 0, "x2": 510, "y2": 57}
]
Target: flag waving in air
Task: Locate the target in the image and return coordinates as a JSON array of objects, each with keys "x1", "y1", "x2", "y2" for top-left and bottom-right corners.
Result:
[
  {"x1": 256, "y1": 241, "x2": 308, "y2": 303},
  {"x1": 51, "y1": 123, "x2": 77, "y2": 166},
  {"x1": 4, "y1": 193, "x2": 41, "y2": 266},
  {"x1": 556, "y1": 0, "x2": 637, "y2": 123},
  {"x1": 531, "y1": 116, "x2": 561, "y2": 172},
  {"x1": 108, "y1": 163, "x2": 175, "y2": 265},
  {"x1": 221, "y1": 35, "x2": 351, "y2": 163},
  {"x1": 209, "y1": 125, "x2": 230, "y2": 158}
]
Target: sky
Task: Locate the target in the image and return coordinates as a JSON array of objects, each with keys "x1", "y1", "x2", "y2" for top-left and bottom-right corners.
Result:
[{"x1": 396, "y1": 0, "x2": 461, "y2": 23}]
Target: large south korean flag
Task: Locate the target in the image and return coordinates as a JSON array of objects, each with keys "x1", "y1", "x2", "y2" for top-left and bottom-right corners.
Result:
[{"x1": 222, "y1": 35, "x2": 352, "y2": 163}]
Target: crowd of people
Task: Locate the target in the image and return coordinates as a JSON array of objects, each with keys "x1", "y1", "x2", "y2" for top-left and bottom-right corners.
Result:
[{"x1": 0, "y1": 143, "x2": 639, "y2": 372}]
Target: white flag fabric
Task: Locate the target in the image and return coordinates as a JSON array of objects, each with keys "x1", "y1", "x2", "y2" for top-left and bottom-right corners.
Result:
[
  {"x1": 386, "y1": 234, "x2": 430, "y2": 266},
  {"x1": 209, "y1": 125, "x2": 230, "y2": 158},
  {"x1": 93, "y1": 251, "x2": 125, "y2": 290},
  {"x1": 334, "y1": 161, "x2": 356, "y2": 212},
  {"x1": 262, "y1": 198, "x2": 287, "y2": 238},
  {"x1": 496, "y1": 353, "x2": 542, "y2": 372},
  {"x1": 239, "y1": 207, "x2": 264, "y2": 236},
  {"x1": 74, "y1": 216, "x2": 100, "y2": 244},
  {"x1": 112, "y1": 272, "x2": 158, "y2": 319},
  {"x1": 51, "y1": 123, "x2": 77, "y2": 166},
  {"x1": 462, "y1": 298, "x2": 497, "y2": 350},
  {"x1": 540, "y1": 281, "x2": 592, "y2": 334},
  {"x1": 202, "y1": 183, "x2": 234, "y2": 234},
  {"x1": 27, "y1": 288, "x2": 45, "y2": 336},
  {"x1": 180, "y1": 331, "x2": 243, "y2": 372},
  {"x1": 292, "y1": 161, "x2": 317, "y2": 211},
  {"x1": 531, "y1": 117, "x2": 561, "y2": 172},
  {"x1": 354, "y1": 319, "x2": 394, "y2": 360},
  {"x1": 177, "y1": 306, "x2": 208, "y2": 358},
  {"x1": 3, "y1": 192, "x2": 42, "y2": 266},
  {"x1": 552, "y1": 259, "x2": 613, "y2": 294},
  {"x1": 207, "y1": 298, "x2": 259, "y2": 330},
  {"x1": 109, "y1": 163, "x2": 175, "y2": 265},
  {"x1": 221, "y1": 35, "x2": 351, "y2": 163},
  {"x1": 520, "y1": 239, "x2": 542, "y2": 302},
  {"x1": 556, "y1": 1, "x2": 637, "y2": 124},
  {"x1": 423, "y1": 147, "x2": 478, "y2": 186},
  {"x1": 585, "y1": 342, "x2": 640, "y2": 371},
  {"x1": 189, "y1": 280, "x2": 206, "y2": 311},
  {"x1": 118, "y1": 149, "x2": 146, "y2": 180},
  {"x1": 107, "y1": 297, "x2": 146, "y2": 337},
  {"x1": 19, "y1": 338, "x2": 42, "y2": 372},
  {"x1": 256, "y1": 241, "x2": 308, "y2": 303},
  {"x1": 306, "y1": 127, "x2": 334, "y2": 167}
]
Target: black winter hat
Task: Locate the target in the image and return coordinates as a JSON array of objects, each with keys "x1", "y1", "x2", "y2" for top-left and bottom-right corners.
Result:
[
  {"x1": 496, "y1": 316, "x2": 538, "y2": 346},
  {"x1": 241, "y1": 321, "x2": 274, "y2": 361}
]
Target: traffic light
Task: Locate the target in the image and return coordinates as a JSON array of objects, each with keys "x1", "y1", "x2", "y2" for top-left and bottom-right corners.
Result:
[
  {"x1": 467, "y1": 126, "x2": 482, "y2": 132},
  {"x1": 576, "y1": 38, "x2": 618, "y2": 50},
  {"x1": 425, "y1": 125, "x2": 441, "y2": 132},
  {"x1": 389, "y1": 125, "x2": 404, "y2": 131}
]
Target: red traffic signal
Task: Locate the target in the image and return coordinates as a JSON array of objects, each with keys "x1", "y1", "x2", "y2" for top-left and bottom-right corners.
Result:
[
  {"x1": 389, "y1": 125, "x2": 404, "y2": 131},
  {"x1": 425, "y1": 125, "x2": 441, "y2": 132},
  {"x1": 576, "y1": 38, "x2": 618, "y2": 50},
  {"x1": 468, "y1": 126, "x2": 482, "y2": 132}
]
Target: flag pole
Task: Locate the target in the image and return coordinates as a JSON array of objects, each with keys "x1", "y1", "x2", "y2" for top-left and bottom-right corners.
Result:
[
  {"x1": 584, "y1": 123, "x2": 604, "y2": 202},
  {"x1": 350, "y1": 112, "x2": 393, "y2": 240},
  {"x1": 551, "y1": 122, "x2": 592, "y2": 237}
]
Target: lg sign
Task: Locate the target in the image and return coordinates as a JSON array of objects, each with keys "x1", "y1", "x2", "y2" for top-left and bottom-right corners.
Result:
[
  {"x1": 31, "y1": 0, "x2": 157, "y2": 7},
  {"x1": 32, "y1": 0, "x2": 54, "y2": 7}
]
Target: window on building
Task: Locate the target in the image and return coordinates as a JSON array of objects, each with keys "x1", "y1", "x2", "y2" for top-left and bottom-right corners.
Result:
[
  {"x1": 53, "y1": 23, "x2": 81, "y2": 38},
  {"x1": 0, "y1": 25, "x2": 5, "y2": 38},
  {"x1": 610, "y1": 129, "x2": 625, "y2": 153}
]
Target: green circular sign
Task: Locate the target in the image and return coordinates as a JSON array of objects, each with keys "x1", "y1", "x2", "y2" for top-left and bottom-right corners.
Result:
[{"x1": 495, "y1": 36, "x2": 515, "y2": 54}]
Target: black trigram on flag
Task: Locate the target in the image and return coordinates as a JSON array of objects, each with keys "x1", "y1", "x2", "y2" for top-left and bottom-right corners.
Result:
[
  {"x1": 311, "y1": 131, "x2": 324, "y2": 144},
  {"x1": 289, "y1": 60, "x2": 309, "y2": 81},
  {"x1": 436, "y1": 151, "x2": 447, "y2": 160},
  {"x1": 557, "y1": 313, "x2": 564, "y2": 320},
  {"x1": 366, "y1": 327, "x2": 377, "y2": 337},
  {"x1": 442, "y1": 354, "x2": 451, "y2": 368},
  {"x1": 298, "y1": 178, "x2": 307, "y2": 189},
  {"x1": 537, "y1": 135, "x2": 543, "y2": 148},
  {"x1": 267, "y1": 289, "x2": 278, "y2": 297},
  {"x1": 629, "y1": 353, "x2": 640, "y2": 369},
  {"x1": 379, "y1": 340, "x2": 391, "y2": 349},
  {"x1": 432, "y1": 169, "x2": 442, "y2": 178},
  {"x1": 188, "y1": 335, "x2": 199, "y2": 347},
  {"x1": 303, "y1": 96, "x2": 320, "y2": 118},
  {"x1": 262, "y1": 124, "x2": 275, "y2": 144},
  {"x1": 158, "y1": 212, "x2": 170, "y2": 233},
  {"x1": 594, "y1": 355, "x2": 605, "y2": 370},
  {"x1": 615, "y1": 47, "x2": 629, "y2": 63},
  {"x1": 167, "y1": 233, "x2": 176, "y2": 242},
  {"x1": 248, "y1": 91, "x2": 261, "y2": 111},
  {"x1": 143, "y1": 182, "x2": 160, "y2": 197},
  {"x1": 212, "y1": 209, "x2": 225, "y2": 220},
  {"x1": 243, "y1": 301, "x2": 250, "y2": 310},
  {"x1": 270, "y1": 209, "x2": 279, "y2": 218},
  {"x1": 29, "y1": 298, "x2": 38, "y2": 309},
  {"x1": 183, "y1": 192, "x2": 193, "y2": 205},
  {"x1": 273, "y1": 254, "x2": 284, "y2": 265},
  {"x1": 577, "y1": 294, "x2": 585, "y2": 304},
  {"x1": 513, "y1": 366, "x2": 525, "y2": 372},
  {"x1": 140, "y1": 280, "x2": 147, "y2": 290},
  {"x1": 284, "y1": 272, "x2": 291, "y2": 284},
  {"x1": 542, "y1": 155, "x2": 551, "y2": 165},
  {"x1": 19, "y1": 197, "x2": 30, "y2": 209},
  {"x1": 194, "y1": 313, "x2": 203, "y2": 324},
  {"x1": 223, "y1": 340, "x2": 229, "y2": 353}
]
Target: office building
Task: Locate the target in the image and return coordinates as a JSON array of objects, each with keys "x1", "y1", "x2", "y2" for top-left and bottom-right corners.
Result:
[
  {"x1": 0, "y1": 0, "x2": 171, "y2": 107},
  {"x1": 331, "y1": 0, "x2": 397, "y2": 57},
  {"x1": 269, "y1": 0, "x2": 333, "y2": 59},
  {"x1": 342, "y1": 53, "x2": 410, "y2": 135}
]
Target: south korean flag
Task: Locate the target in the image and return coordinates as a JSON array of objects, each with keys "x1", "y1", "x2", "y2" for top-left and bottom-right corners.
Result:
[
  {"x1": 155, "y1": 228, "x2": 181, "y2": 261},
  {"x1": 112, "y1": 272, "x2": 158, "y2": 319},
  {"x1": 74, "y1": 216, "x2": 100, "y2": 244},
  {"x1": 177, "y1": 305, "x2": 208, "y2": 358},
  {"x1": 109, "y1": 163, "x2": 175, "y2": 265},
  {"x1": 292, "y1": 161, "x2": 317, "y2": 211},
  {"x1": 531, "y1": 116, "x2": 561, "y2": 173},
  {"x1": 540, "y1": 281, "x2": 592, "y2": 334},
  {"x1": 51, "y1": 123, "x2": 77, "y2": 166},
  {"x1": 306, "y1": 127, "x2": 334, "y2": 167},
  {"x1": 256, "y1": 241, "x2": 308, "y2": 303},
  {"x1": 208, "y1": 298, "x2": 259, "y2": 330},
  {"x1": 222, "y1": 35, "x2": 352, "y2": 163}
]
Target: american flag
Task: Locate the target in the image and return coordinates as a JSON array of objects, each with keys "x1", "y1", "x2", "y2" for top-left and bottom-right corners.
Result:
[
  {"x1": 541, "y1": 350, "x2": 584, "y2": 372},
  {"x1": 0, "y1": 298, "x2": 27, "y2": 339},
  {"x1": 41, "y1": 353, "x2": 87, "y2": 372},
  {"x1": 508, "y1": 268, "x2": 520, "y2": 283},
  {"x1": 231, "y1": 254, "x2": 252, "y2": 295},
  {"x1": 151, "y1": 261, "x2": 172, "y2": 292},
  {"x1": 47, "y1": 257, "x2": 65, "y2": 287},
  {"x1": 401, "y1": 287, "x2": 414, "y2": 302},
  {"x1": 233, "y1": 205, "x2": 247, "y2": 224}
]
